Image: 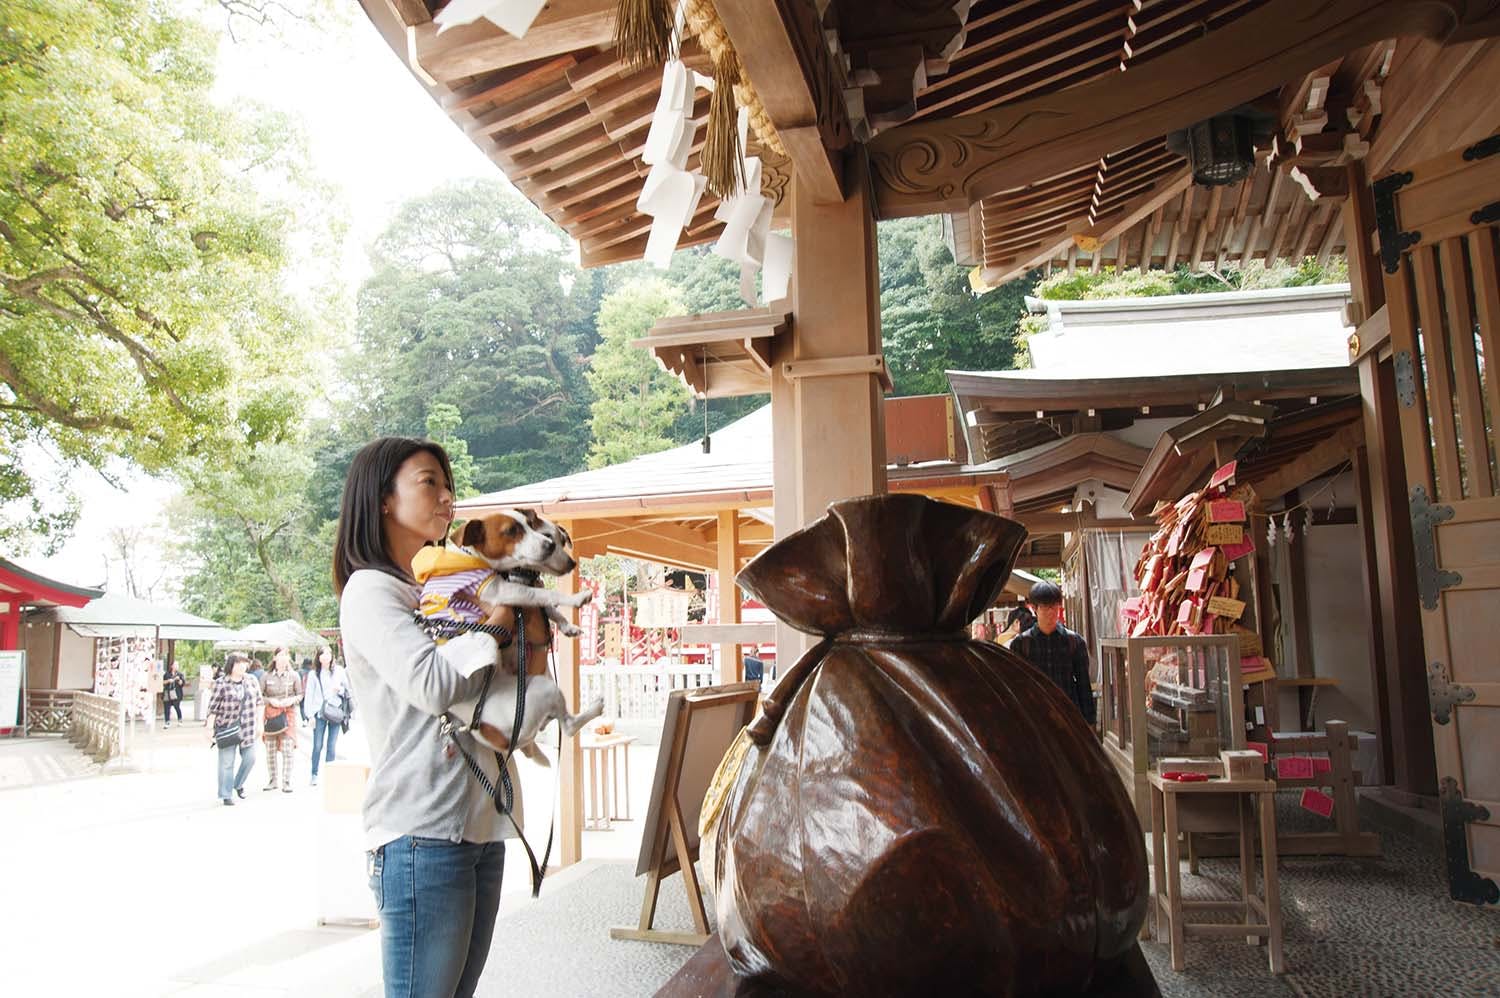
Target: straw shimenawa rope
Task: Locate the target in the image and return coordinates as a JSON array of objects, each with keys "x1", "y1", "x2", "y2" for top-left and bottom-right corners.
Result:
[
  {"x1": 614, "y1": 0, "x2": 788, "y2": 197},
  {"x1": 613, "y1": 0, "x2": 676, "y2": 68}
]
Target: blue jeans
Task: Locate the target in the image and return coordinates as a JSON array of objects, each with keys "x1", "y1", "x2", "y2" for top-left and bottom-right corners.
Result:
[
  {"x1": 311, "y1": 716, "x2": 340, "y2": 777},
  {"x1": 216, "y1": 740, "x2": 257, "y2": 800},
  {"x1": 368, "y1": 836, "x2": 506, "y2": 998}
]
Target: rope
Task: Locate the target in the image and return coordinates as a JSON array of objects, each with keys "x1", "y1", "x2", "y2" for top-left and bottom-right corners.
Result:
[{"x1": 420, "y1": 607, "x2": 549, "y2": 897}]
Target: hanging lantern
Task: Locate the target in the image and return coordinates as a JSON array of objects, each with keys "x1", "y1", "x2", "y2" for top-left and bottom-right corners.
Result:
[{"x1": 1166, "y1": 104, "x2": 1276, "y2": 188}]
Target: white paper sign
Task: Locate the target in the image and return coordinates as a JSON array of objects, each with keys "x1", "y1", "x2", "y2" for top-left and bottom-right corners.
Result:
[
  {"x1": 0, "y1": 651, "x2": 24, "y2": 729},
  {"x1": 433, "y1": 0, "x2": 546, "y2": 37}
]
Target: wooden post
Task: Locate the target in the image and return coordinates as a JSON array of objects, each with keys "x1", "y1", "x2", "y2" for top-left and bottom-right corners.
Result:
[
  {"x1": 716, "y1": 510, "x2": 741, "y2": 685},
  {"x1": 770, "y1": 164, "x2": 888, "y2": 664},
  {"x1": 1356, "y1": 354, "x2": 1437, "y2": 796},
  {"x1": 556, "y1": 520, "x2": 585, "y2": 866}
]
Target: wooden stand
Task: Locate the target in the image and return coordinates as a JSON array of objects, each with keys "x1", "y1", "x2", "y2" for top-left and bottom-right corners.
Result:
[
  {"x1": 1148, "y1": 772, "x2": 1283, "y2": 974},
  {"x1": 611, "y1": 683, "x2": 759, "y2": 948}
]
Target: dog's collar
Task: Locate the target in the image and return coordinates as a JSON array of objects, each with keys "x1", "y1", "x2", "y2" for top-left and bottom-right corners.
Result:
[{"x1": 502, "y1": 568, "x2": 541, "y2": 586}]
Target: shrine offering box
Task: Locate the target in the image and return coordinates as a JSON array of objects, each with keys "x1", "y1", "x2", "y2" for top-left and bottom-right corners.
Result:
[{"x1": 1099, "y1": 635, "x2": 1245, "y2": 826}]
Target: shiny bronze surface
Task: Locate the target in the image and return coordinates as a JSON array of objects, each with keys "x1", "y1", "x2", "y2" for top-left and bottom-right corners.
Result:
[{"x1": 709, "y1": 495, "x2": 1153, "y2": 997}]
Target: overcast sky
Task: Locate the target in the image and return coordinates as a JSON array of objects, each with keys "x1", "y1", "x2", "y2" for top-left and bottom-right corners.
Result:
[{"x1": 16, "y1": 6, "x2": 501, "y2": 596}]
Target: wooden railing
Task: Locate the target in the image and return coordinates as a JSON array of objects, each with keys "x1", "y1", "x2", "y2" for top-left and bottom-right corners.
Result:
[
  {"x1": 25, "y1": 690, "x2": 77, "y2": 735},
  {"x1": 70, "y1": 691, "x2": 126, "y2": 764},
  {"x1": 581, "y1": 664, "x2": 718, "y2": 721}
]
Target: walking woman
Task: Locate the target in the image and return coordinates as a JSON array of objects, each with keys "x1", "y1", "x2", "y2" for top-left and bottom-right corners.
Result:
[
  {"x1": 304, "y1": 646, "x2": 352, "y2": 786},
  {"x1": 261, "y1": 646, "x2": 303, "y2": 793},
  {"x1": 162, "y1": 662, "x2": 185, "y2": 728},
  {"x1": 208, "y1": 652, "x2": 262, "y2": 805},
  {"x1": 334, "y1": 437, "x2": 521, "y2": 998}
]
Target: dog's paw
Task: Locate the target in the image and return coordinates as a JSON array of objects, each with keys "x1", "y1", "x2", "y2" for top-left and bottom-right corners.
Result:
[
  {"x1": 559, "y1": 623, "x2": 582, "y2": 638},
  {"x1": 570, "y1": 589, "x2": 593, "y2": 607}
]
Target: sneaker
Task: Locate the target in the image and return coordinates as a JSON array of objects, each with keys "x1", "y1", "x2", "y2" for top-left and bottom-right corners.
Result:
[
  {"x1": 222, "y1": 798, "x2": 234, "y2": 806},
  {"x1": 235, "y1": 787, "x2": 246, "y2": 800},
  {"x1": 263, "y1": 783, "x2": 276, "y2": 792},
  {"x1": 310, "y1": 775, "x2": 319, "y2": 786},
  {"x1": 282, "y1": 786, "x2": 293, "y2": 793}
]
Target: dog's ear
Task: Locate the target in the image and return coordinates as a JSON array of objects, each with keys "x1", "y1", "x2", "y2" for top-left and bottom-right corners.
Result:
[
  {"x1": 459, "y1": 518, "x2": 485, "y2": 549},
  {"x1": 514, "y1": 507, "x2": 542, "y2": 528}
]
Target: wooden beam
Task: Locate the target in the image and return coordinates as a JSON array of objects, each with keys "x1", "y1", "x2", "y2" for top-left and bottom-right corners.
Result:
[
  {"x1": 715, "y1": 510, "x2": 742, "y2": 684},
  {"x1": 866, "y1": 0, "x2": 1500, "y2": 216},
  {"x1": 715, "y1": 0, "x2": 852, "y2": 203},
  {"x1": 411, "y1": 0, "x2": 616, "y2": 83},
  {"x1": 555, "y1": 525, "x2": 584, "y2": 867},
  {"x1": 1247, "y1": 424, "x2": 1363, "y2": 501}
]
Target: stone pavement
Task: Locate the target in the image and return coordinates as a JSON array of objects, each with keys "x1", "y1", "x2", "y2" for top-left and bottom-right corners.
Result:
[
  {"x1": 6, "y1": 722, "x2": 1498, "y2": 997},
  {"x1": 0, "y1": 717, "x2": 661, "y2": 998}
]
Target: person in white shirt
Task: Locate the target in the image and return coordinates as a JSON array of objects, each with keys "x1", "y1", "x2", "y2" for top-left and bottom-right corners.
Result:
[
  {"x1": 303, "y1": 646, "x2": 352, "y2": 786},
  {"x1": 333, "y1": 437, "x2": 517, "y2": 998}
]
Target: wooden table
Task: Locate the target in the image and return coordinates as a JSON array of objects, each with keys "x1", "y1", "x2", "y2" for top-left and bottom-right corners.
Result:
[
  {"x1": 581, "y1": 732, "x2": 636, "y2": 831},
  {"x1": 1148, "y1": 772, "x2": 1283, "y2": 974}
]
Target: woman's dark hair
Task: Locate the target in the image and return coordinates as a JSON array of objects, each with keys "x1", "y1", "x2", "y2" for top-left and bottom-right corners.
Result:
[
  {"x1": 1006, "y1": 605, "x2": 1037, "y2": 632},
  {"x1": 333, "y1": 437, "x2": 455, "y2": 595}
]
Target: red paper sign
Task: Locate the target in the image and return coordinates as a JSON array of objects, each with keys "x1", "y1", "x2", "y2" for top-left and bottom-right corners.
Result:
[
  {"x1": 1190, "y1": 547, "x2": 1217, "y2": 572},
  {"x1": 1277, "y1": 756, "x2": 1315, "y2": 779},
  {"x1": 1186, "y1": 566, "x2": 1209, "y2": 591},
  {"x1": 1301, "y1": 788, "x2": 1335, "y2": 818},
  {"x1": 1120, "y1": 597, "x2": 1142, "y2": 620},
  {"x1": 1245, "y1": 741, "x2": 1269, "y2": 761},
  {"x1": 1176, "y1": 598, "x2": 1196, "y2": 625},
  {"x1": 1209, "y1": 460, "x2": 1238, "y2": 488},
  {"x1": 1221, "y1": 537, "x2": 1256, "y2": 561},
  {"x1": 1312, "y1": 757, "x2": 1332, "y2": 774},
  {"x1": 1209, "y1": 499, "x2": 1246, "y2": 523}
]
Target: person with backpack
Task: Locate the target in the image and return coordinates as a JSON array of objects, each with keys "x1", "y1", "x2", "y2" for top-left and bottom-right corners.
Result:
[
  {"x1": 1009, "y1": 581, "x2": 1096, "y2": 725},
  {"x1": 304, "y1": 646, "x2": 352, "y2": 787}
]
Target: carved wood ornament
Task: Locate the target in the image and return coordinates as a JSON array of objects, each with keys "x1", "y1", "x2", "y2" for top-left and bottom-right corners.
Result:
[{"x1": 866, "y1": 0, "x2": 1500, "y2": 218}]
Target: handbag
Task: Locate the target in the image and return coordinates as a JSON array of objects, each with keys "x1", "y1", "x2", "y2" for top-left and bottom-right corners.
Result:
[
  {"x1": 316, "y1": 673, "x2": 347, "y2": 725},
  {"x1": 213, "y1": 719, "x2": 242, "y2": 748},
  {"x1": 263, "y1": 708, "x2": 288, "y2": 735}
]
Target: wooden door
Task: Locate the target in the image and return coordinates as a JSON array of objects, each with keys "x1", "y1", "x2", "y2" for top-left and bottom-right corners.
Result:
[{"x1": 1374, "y1": 134, "x2": 1500, "y2": 906}]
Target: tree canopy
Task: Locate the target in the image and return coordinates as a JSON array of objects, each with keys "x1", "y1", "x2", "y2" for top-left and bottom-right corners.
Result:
[{"x1": 0, "y1": 0, "x2": 335, "y2": 551}]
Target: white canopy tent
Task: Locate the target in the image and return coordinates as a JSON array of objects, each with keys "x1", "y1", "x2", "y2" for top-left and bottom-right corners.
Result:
[
  {"x1": 31, "y1": 593, "x2": 237, "y2": 642},
  {"x1": 213, "y1": 619, "x2": 328, "y2": 653}
]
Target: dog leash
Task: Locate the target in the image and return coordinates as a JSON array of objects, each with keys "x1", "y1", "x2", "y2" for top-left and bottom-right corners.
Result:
[{"x1": 416, "y1": 608, "x2": 549, "y2": 897}]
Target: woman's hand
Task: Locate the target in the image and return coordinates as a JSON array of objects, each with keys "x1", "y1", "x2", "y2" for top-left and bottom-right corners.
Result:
[{"x1": 482, "y1": 603, "x2": 513, "y2": 631}]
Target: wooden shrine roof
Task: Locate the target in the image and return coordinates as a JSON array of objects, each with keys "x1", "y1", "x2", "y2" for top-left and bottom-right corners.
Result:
[
  {"x1": 363, "y1": 3, "x2": 1500, "y2": 284},
  {"x1": 0, "y1": 556, "x2": 101, "y2": 609}
]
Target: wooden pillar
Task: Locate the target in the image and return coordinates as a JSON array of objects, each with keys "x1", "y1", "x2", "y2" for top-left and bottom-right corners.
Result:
[
  {"x1": 716, "y1": 510, "x2": 742, "y2": 685},
  {"x1": 1357, "y1": 355, "x2": 1437, "y2": 796},
  {"x1": 770, "y1": 164, "x2": 888, "y2": 664},
  {"x1": 1, "y1": 600, "x2": 20, "y2": 651},
  {"x1": 556, "y1": 520, "x2": 585, "y2": 865}
]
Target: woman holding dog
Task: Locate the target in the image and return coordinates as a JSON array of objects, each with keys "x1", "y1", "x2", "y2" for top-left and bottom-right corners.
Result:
[{"x1": 334, "y1": 437, "x2": 521, "y2": 998}]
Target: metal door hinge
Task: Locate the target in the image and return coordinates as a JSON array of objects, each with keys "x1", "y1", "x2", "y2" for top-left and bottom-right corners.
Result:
[
  {"x1": 1409, "y1": 486, "x2": 1461, "y2": 610},
  {"x1": 1427, "y1": 660, "x2": 1475, "y2": 724},
  {"x1": 1462, "y1": 134, "x2": 1500, "y2": 161},
  {"x1": 1472, "y1": 202, "x2": 1500, "y2": 226},
  {"x1": 1373, "y1": 170, "x2": 1419, "y2": 274},
  {"x1": 1439, "y1": 778, "x2": 1499, "y2": 906},
  {"x1": 1394, "y1": 350, "x2": 1417, "y2": 407}
]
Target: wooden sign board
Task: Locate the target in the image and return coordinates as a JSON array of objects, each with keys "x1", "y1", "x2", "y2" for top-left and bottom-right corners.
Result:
[
  {"x1": 1205, "y1": 523, "x2": 1244, "y2": 546},
  {"x1": 1208, "y1": 499, "x2": 1246, "y2": 523},
  {"x1": 612, "y1": 681, "x2": 760, "y2": 948},
  {"x1": 1209, "y1": 460, "x2": 1238, "y2": 488},
  {"x1": 1207, "y1": 595, "x2": 1247, "y2": 620}
]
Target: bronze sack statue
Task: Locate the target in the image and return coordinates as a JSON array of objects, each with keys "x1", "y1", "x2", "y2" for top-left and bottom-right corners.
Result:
[{"x1": 708, "y1": 494, "x2": 1154, "y2": 997}]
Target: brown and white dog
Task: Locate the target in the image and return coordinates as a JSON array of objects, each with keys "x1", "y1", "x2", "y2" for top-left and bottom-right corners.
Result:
[{"x1": 440, "y1": 509, "x2": 603, "y2": 764}]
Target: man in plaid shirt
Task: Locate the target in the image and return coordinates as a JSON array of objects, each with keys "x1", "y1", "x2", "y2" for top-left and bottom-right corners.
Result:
[
  {"x1": 1010, "y1": 582, "x2": 1096, "y2": 725},
  {"x1": 210, "y1": 652, "x2": 263, "y2": 804}
]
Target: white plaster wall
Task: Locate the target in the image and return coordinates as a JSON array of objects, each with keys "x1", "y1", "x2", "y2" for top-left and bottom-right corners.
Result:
[
  {"x1": 1301, "y1": 523, "x2": 1377, "y2": 733},
  {"x1": 56, "y1": 628, "x2": 96, "y2": 690}
]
